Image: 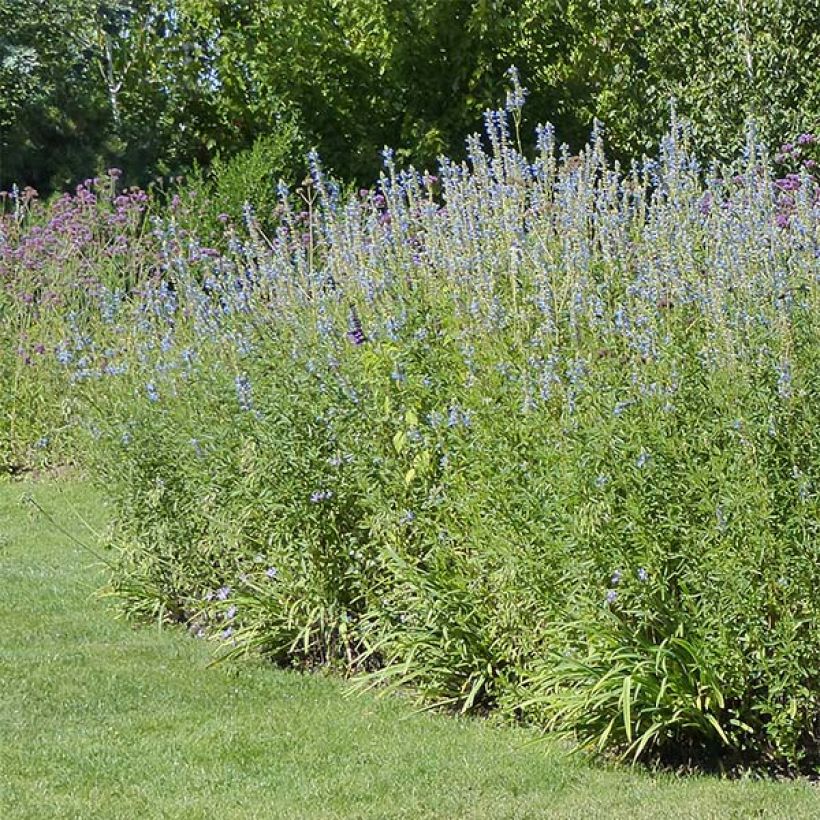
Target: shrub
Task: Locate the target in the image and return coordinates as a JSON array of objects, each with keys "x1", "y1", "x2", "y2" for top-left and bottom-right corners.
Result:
[
  {"x1": 205, "y1": 124, "x2": 308, "y2": 234},
  {"x1": 10, "y1": 97, "x2": 820, "y2": 770},
  {"x1": 0, "y1": 174, "x2": 156, "y2": 471}
]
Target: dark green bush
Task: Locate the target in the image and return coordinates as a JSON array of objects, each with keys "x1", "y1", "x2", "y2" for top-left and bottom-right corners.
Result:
[{"x1": 4, "y1": 1, "x2": 820, "y2": 192}]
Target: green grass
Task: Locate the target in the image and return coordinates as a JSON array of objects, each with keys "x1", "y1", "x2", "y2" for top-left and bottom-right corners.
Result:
[{"x1": 1, "y1": 480, "x2": 818, "y2": 819}]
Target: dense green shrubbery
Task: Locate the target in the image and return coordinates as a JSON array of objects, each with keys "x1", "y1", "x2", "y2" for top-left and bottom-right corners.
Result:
[
  {"x1": 8, "y1": 104, "x2": 809, "y2": 772},
  {"x1": 3, "y1": 1, "x2": 820, "y2": 192},
  {"x1": 4, "y1": 55, "x2": 820, "y2": 767},
  {"x1": 200, "y1": 127, "x2": 308, "y2": 236}
]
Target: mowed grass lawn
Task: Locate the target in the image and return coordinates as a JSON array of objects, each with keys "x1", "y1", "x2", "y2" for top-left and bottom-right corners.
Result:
[{"x1": 1, "y1": 480, "x2": 819, "y2": 820}]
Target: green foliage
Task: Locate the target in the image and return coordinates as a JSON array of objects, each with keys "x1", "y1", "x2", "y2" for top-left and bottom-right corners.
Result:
[
  {"x1": 0, "y1": 0, "x2": 109, "y2": 188},
  {"x1": 208, "y1": 127, "x2": 307, "y2": 229},
  {"x1": 532, "y1": 0, "x2": 820, "y2": 159},
  {"x1": 3, "y1": 1, "x2": 820, "y2": 192},
  {"x1": 521, "y1": 621, "x2": 731, "y2": 764},
  {"x1": 5, "y1": 91, "x2": 820, "y2": 772}
]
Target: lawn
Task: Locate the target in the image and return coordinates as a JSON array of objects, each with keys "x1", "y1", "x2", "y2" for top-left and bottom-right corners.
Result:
[{"x1": 1, "y1": 478, "x2": 818, "y2": 819}]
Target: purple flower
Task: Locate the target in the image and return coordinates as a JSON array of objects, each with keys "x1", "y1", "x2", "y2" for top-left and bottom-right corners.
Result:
[
  {"x1": 226, "y1": 604, "x2": 238, "y2": 620},
  {"x1": 216, "y1": 585, "x2": 231, "y2": 601},
  {"x1": 605, "y1": 589, "x2": 618, "y2": 605},
  {"x1": 310, "y1": 489, "x2": 333, "y2": 503},
  {"x1": 797, "y1": 133, "x2": 816, "y2": 146},
  {"x1": 610, "y1": 569, "x2": 622, "y2": 586},
  {"x1": 637, "y1": 567, "x2": 649, "y2": 583},
  {"x1": 775, "y1": 175, "x2": 801, "y2": 192},
  {"x1": 266, "y1": 567, "x2": 278, "y2": 579},
  {"x1": 347, "y1": 308, "x2": 367, "y2": 346}
]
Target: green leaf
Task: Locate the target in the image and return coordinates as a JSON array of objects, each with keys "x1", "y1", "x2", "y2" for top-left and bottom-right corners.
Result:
[{"x1": 621, "y1": 675, "x2": 633, "y2": 742}]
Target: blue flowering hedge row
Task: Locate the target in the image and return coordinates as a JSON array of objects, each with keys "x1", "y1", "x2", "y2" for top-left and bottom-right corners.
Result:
[{"x1": 3, "y1": 95, "x2": 820, "y2": 770}]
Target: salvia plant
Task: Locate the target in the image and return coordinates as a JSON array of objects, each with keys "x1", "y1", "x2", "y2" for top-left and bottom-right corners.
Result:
[{"x1": 2, "y1": 82, "x2": 819, "y2": 772}]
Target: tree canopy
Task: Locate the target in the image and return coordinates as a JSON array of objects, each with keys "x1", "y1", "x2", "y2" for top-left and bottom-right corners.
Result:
[{"x1": 1, "y1": 0, "x2": 818, "y2": 192}]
